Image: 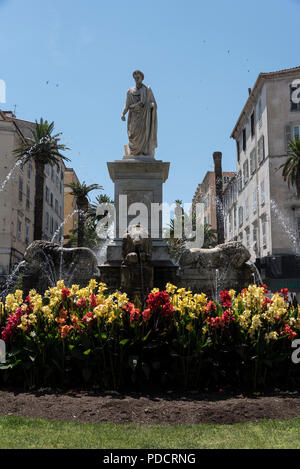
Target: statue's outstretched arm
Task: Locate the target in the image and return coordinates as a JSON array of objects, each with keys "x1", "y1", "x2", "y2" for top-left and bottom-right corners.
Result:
[{"x1": 121, "y1": 91, "x2": 130, "y2": 121}]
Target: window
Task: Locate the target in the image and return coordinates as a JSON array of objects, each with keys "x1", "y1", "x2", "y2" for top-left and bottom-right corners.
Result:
[
  {"x1": 234, "y1": 207, "x2": 237, "y2": 229},
  {"x1": 60, "y1": 181, "x2": 62, "y2": 194},
  {"x1": 229, "y1": 211, "x2": 233, "y2": 235},
  {"x1": 293, "y1": 125, "x2": 300, "y2": 140},
  {"x1": 237, "y1": 140, "x2": 240, "y2": 163},
  {"x1": 245, "y1": 198, "x2": 249, "y2": 221},
  {"x1": 251, "y1": 111, "x2": 255, "y2": 138},
  {"x1": 298, "y1": 218, "x2": 300, "y2": 239},
  {"x1": 243, "y1": 160, "x2": 249, "y2": 185},
  {"x1": 26, "y1": 185, "x2": 30, "y2": 210},
  {"x1": 27, "y1": 161, "x2": 32, "y2": 179},
  {"x1": 242, "y1": 128, "x2": 246, "y2": 152},
  {"x1": 260, "y1": 180, "x2": 265, "y2": 206},
  {"x1": 45, "y1": 186, "x2": 50, "y2": 203},
  {"x1": 253, "y1": 190, "x2": 257, "y2": 214},
  {"x1": 245, "y1": 228, "x2": 250, "y2": 249},
  {"x1": 238, "y1": 170, "x2": 242, "y2": 192},
  {"x1": 262, "y1": 217, "x2": 267, "y2": 248},
  {"x1": 238, "y1": 206, "x2": 243, "y2": 227},
  {"x1": 45, "y1": 212, "x2": 49, "y2": 231},
  {"x1": 51, "y1": 167, "x2": 54, "y2": 182},
  {"x1": 258, "y1": 98, "x2": 262, "y2": 126},
  {"x1": 25, "y1": 221, "x2": 29, "y2": 245},
  {"x1": 253, "y1": 224, "x2": 258, "y2": 252},
  {"x1": 250, "y1": 148, "x2": 256, "y2": 174},
  {"x1": 55, "y1": 199, "x2": 58, "y2": 214},
  {"x1": 290, "y1": 82, "x2": 300, "y2": 111},
  {"x1": 257, "y1": 135, "x2": 265, "y2": 164},
  {"x1": 50, "y1": 217, "x2": 54, "y2": 235},
  {"x1": 45, "y1": 164, "x2": 50, "y2": 176},
  {"x1": 17, "y1": 216, "x2": 22, "y2": 241},
  {"x1": 50, "y1": 193, "x2": 53, "y2": 207},
  {"x1": 19, "y1": 177, "x2": 23, "y2": 202}
]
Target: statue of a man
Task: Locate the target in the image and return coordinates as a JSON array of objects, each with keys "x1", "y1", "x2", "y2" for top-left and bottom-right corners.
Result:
[{"x1": 121, "y1": 70, "x2": 157, "y2": 158}]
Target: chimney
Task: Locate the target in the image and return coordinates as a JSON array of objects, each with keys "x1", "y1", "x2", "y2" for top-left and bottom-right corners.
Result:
[{"x1": 213, "y1": 151, "x2": 225, "y2": 245}]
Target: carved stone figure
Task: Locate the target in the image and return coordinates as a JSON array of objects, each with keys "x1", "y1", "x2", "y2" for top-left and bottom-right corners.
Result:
[
  {"x1": 122, "y1": 225, "x2": 152, "y2": 265},
  {"x1": 19, "y1": 240, "x2": 99, "y2": 294},
  {"x1": 121, "y1": 70, "x2": 157, "y2": 157},
  {"x1": 178, "y1": 242, "x2": 254, "y2": 295},
  {"x1": 179, "y1": 242, "x2": 251, "y2": 269},
  {"x1": 121, "y1": 225, "x2": 153, "y2": 299}
]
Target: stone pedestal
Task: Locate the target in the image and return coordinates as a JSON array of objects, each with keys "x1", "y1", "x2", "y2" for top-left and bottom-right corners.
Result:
[
  {"x1": 99, "y1": 155, "x2": 179, "y2": 294},
  {"x1": 107, "y1": 158, "x2": 170, "y2": 241}
]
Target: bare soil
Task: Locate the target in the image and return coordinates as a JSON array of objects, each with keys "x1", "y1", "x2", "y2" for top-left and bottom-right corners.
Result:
[{"x1": 1, "y1": 388, "x2": 300, "y2": 425}]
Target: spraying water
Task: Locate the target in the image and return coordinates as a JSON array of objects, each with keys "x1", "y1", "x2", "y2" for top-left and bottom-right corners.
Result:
[{"x1": 270, "y1": 199, "x2": 298, "y2": 253}]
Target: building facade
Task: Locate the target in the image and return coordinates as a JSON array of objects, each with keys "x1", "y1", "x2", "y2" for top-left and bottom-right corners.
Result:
[
  {"x1": 193, "y1": 171, "x2": 236, "y2": 230},
  {"x1": 224, "y1": 67, "x2": 300, "y2": 294},
  {"x1": 63, "y1": 167, "x2": 80, "y2": 242},
  {"x1": 0, "y1": 110, "x2": 65, "y2": 282}
]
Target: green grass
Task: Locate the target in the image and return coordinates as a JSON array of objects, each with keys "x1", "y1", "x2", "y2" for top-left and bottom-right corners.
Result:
[{"x1": 1, "y1": 415, "x2": 300, "y2": 449}]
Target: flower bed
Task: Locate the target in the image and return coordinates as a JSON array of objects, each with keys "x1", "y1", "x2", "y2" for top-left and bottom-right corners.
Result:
[{"x1": 0, "y1": 281, "x2": 299, "y2": 391}]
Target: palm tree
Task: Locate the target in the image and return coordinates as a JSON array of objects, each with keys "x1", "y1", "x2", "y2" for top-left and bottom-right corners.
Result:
[
  {"x1": 65, "y1": 182, "x2": 103, "y2": 247},
  {"x1": 89, "y1": 193, "x2": 114, "y2": 221},
  {"x1": 203, "y1": 223, "x2": 217, "y2": 248},
  {"x1": 14, "y1": 118, "x2": 70, "y2": 240},
  {"x1": 280, "y1": 137, "x2": 300, "y2": 197}
]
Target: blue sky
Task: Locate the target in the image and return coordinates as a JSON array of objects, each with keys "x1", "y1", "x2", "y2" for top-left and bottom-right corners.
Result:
[{"x1": 0, "y1": 0, "x2": 299, "y2": 204}]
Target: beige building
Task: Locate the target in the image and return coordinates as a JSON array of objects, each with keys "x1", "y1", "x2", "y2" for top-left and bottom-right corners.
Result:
[
  {"x1": 193, "y1": 171, "x2": 236, "y2": 230},
  {"x1": 64, "y1": 167, "x2": 80, "y2": 242},
  {"x1": 0, "y1": 110, "x2": 65, "y2": 282},
  {"x1": 225, "y1": 66, "x2": 300, "y2": 295},
  {"x1": 225, "y1": 66, "x2": 300, "y2": 259}
]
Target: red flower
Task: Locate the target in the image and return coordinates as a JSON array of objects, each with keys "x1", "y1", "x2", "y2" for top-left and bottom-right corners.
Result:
[
  {"x1": 223, "y1": 309, "x2": 235, "y2": 324},
  {"x1": 82, "y1": 311, "x2": 94, "y2": 326},
  {"x1": 220, "y1": 291, "x2": 232, "y2": 309},
  {"x1": 62, "y1": 288, "x2": 71, "y2": 299},
  {"x1": 1, "y1": 307, "x2": 23, "y2": 343},
  {"x1": 76, "y1": 298, "x2": 87, "y2": 309},
  {"x1": 260, "y1": 284, "x2": 269, "y2": 294},
  {"x1": 262, "y1": 296, "x2": 272, "y2": 310},
  {"x1": 124, "y1": 303, "x2": 140, "y2": 323},
  {"x1": 89, "y1": 293, "x2": 98, "y2": 309},
  {"x1": 280, "y1": 288, "x2": 289, "y2": 302},
  {"x1": 142, "y1": 308, "x2": 151, "y2": 322},
  {"x1": 280, "y1": 323, "x2": 297, "y2": 340},
  {"x1": 146, "y1": 291, "x2": 174, "y2": 318},
  {"x1": 205, "y1": 301, "x2": 217, "y2": 314}
]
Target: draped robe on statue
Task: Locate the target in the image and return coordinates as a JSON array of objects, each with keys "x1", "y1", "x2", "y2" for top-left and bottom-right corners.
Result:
[{"x1": 123, "y1": 84, "x2": 158, "y2": 157}]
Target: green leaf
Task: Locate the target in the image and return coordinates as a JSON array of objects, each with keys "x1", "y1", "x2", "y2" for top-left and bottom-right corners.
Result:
[
  {"x1": 119, "y1": 339, "x2": 129, "y2": 346},
  {"x1": 83, "y1": 349, "x2": 91, "y2": 356},
  {"x1": 142, "y1": 330, "x2": 152, "y2": 342}
]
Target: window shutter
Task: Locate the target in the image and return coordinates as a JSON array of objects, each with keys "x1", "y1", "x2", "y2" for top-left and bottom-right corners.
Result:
[{"x1": 285, "y1": 125, "x2": 292, "y2": 153}]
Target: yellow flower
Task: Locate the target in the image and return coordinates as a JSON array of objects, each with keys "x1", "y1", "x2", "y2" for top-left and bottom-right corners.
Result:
[
  {"x1": 70, "y1": 284, "x2": 80, "y2": 295},
  {"x1": 265, "y1": 331, "x2": 278, "y2": 343},
  {"x1": 56, "y1": 280, "x2": 65, "y2": 290},
  {"x1": 88, "y1": 279, "x2": 98, "y2": 291},
  {"x1": 186, "y1": 323, "x2": 194, "y2": 332},
  {"x1": 98, "y1": 283, "x2": 108, "y2": 294},
  {"x1": 166, "y1": 283, "x2": 177, "y2": 294}
]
